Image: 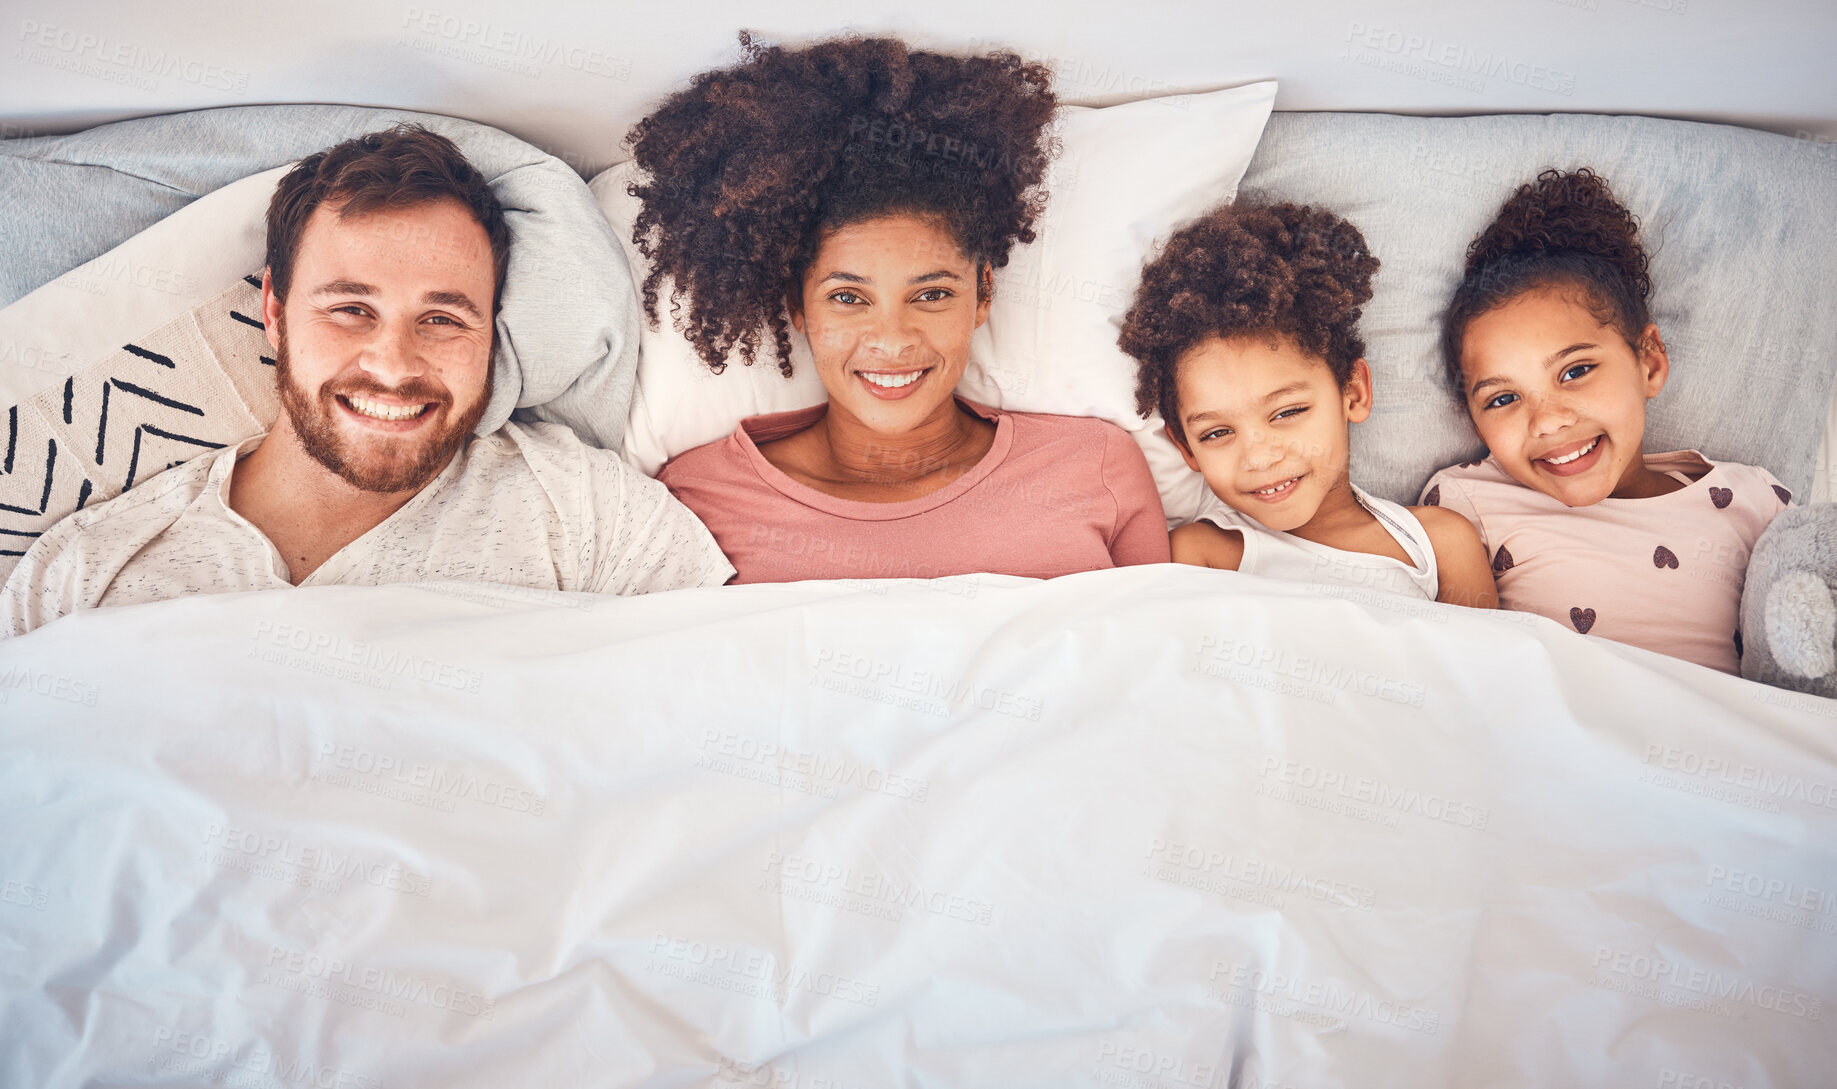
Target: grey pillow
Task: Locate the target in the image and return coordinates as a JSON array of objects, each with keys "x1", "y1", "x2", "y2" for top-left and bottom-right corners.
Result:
[
  {"x1": 0, "y1": 105, "x2": 637, "y2": 450},
  {"x1": 1236, "y1": 112, "x2": 1837, "y2": 505}
]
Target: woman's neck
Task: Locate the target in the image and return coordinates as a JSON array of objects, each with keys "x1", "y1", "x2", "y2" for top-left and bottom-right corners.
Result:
[{"x1": 810, "y1": 396, "x2": 988, "y2": 483}]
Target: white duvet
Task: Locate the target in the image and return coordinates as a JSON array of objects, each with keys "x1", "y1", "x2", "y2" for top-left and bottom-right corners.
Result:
[{"x1": 2, "y1": 566, "x2": 1834, "y2": 1087}]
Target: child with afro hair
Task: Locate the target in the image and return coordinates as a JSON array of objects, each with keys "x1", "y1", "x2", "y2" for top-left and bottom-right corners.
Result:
[{"x1": 1120, "y1": 201, "x2": 1496, "y2": 607}]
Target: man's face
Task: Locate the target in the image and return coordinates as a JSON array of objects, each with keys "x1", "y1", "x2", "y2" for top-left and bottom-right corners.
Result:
[{"x1": 263, "y1": 197, "x2": 496, "y2": 495}]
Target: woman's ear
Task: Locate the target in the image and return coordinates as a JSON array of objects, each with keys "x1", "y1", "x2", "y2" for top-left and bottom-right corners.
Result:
[
  {"x1": 1343, "y1": 358, "x2": 1374, "y2": 424},
  {"x1": 974, "y1": 264, "x2": 994, "y2": 328},
  {"x1": 787, "y1": 286, "x2": 806, "y2": 335},
  {"x1": 1636, "y1": 323, "x2": 1670, "y2": 398}
]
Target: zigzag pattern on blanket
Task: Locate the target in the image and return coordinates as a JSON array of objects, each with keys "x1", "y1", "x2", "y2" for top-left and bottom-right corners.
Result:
[{"x1": 0, "y1": 277, "x2": 277, "y2": 576}]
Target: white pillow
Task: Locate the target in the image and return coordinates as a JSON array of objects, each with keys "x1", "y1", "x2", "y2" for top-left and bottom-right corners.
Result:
[
  {"x1": 591, "y1": 80, "x2": 1278, "y2": 497},
  {"x1": 590, "y1": 162, "x2": 827, "y2": 478},
  {"x1": 0, "y1": 165, "x2": 290, "y2": 407}
]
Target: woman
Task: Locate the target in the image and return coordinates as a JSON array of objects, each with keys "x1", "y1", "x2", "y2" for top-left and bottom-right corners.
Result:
[{"x1": 637, "y1": 35, "x2": 1168, "y2": 583}]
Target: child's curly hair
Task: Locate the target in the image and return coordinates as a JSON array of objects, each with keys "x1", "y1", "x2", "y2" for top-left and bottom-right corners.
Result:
[
  {"x1": 1441, "y1": 167, "x2": 1652, "y2": 395},
  {"x1": 1118, "y1": 202, "x2": 1379, "y2": 444},
  {"x1": 625, "y1": 33, "x2": 1057, "y2": 377}
]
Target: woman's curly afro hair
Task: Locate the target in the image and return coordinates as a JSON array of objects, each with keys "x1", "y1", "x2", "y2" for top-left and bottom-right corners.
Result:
[
  {"x1": 1441, "y1": 167, "x2": 1652, "y2": 395},
  {"x1": 1118, "y1": 202, "x2": 1379, "y2": 444},
  {"x1": 625, "y1": 32, "x2": 1057, "y2": 377}
]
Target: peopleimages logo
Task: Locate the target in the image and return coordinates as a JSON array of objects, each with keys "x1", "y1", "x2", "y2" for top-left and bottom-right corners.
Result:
[
  {"x1": 698, "y1": 729, "x2": 931, "y2": 802},
  {"x1": 761, "y1": 851, "x2": 995, "y2": 926},
  {"x1": 1706, "y1": 864, "x2": 1836, "y2": 915},
  {"x1": 147, "y1": 1029, "x2": 382, "y2": 1089},
  {"x1": 1194, "y1": 635, "x2": 1428, "y2": 708},
  {"x1": 810, "y1": 647, "x2": 1046, "y2": 722},
  {"x1": 647, "y1": 933, "x2": 881, "y2": 1008},
  {"x1": 266, "y1": 945, "x2": 496, "y2": 1019},
  {"x1": 1643, "y1": 744, "x2": 1837, "y2": 811},
  {"x1": 1209, "y1": 960, "x2": 1442, "y2": 1034},
  {"x1": 251, "y1": 620, "x2": 483, "y2": 694},
  {"x1": 200, "y1": 822, "x2": 432, "y2": 897},
  {"x1": 1257, "y1": 757, "x2": 1491, "y2": 830},
  {"x1": 398, "y1": 7, "x2": 631, "y2": 79},
  {"x1": 1340, "y1": 22, "x2": 1578, "y2": 96},
  {"x1": 1591, "y1": 947, "x2": 1822, "y2": 1020},
  {"x1": 15, "y1": 19, "x2": 251, "y2": 93},
  {"x1": 1145, "y1": 838, "x2": 1377, "y2": 911},
  {"x1": 1, "y1": 879, "x2": 49, "y2": 911},
  {"x1": 1091, "y1": 1042, "x2": 1218, "y2": 1088},
  {"x1": 0, "y1": 666, "x2": 99, "y2": 706},
  {"x1": 313, "y1": 743, "x2": 547, "y2": 816}
]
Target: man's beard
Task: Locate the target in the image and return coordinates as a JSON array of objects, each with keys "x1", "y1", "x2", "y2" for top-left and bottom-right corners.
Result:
[{"x1": 273, "y1": 317, "x2": 490, "y2": 495}]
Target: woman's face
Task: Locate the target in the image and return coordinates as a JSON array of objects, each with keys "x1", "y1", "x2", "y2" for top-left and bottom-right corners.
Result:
[{"x1": 791, "y1": 214, "x2": 991, "y2": 433}]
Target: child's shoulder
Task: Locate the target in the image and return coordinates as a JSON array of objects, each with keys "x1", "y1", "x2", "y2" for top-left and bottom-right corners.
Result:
[
  {"x1": 1408, "y1": 502, "x2": 1480, "y2": 538},
  {"x1": 1171, "y1": 519, "x2": 1246, "y2": 571},
  {"x1": 1418, "y1": 454, "x2": 1520, "y2": 517},
  {"x1": 1650, "y1": 451, "x2": 1795, "y2": 509},
  {"x1": 1699, "y1": 455, "x2": 1793, "y2": 502},
  {"x1": 1423, "y1": 453, "x2": 1512, "y2": 489}
]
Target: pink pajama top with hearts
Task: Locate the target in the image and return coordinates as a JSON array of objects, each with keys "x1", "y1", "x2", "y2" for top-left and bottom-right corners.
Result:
[{"x1": 1420, "y1": 450, "x2": 1791, "y2": 674}]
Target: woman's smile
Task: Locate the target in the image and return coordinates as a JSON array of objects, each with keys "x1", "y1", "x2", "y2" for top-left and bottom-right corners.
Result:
[{"x1": 855, "y1": 366, "x2": 934, "y2": 399}]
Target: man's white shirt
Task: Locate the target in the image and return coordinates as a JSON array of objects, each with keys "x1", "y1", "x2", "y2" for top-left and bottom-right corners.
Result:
[{"x1": 1, "y1": 421, "x2": 735, "y2": 637}]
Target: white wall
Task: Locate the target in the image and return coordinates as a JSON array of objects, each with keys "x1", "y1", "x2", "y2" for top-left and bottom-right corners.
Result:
[{"x1": 4, "y1": 0, "x2": 1834, "y2": 174}]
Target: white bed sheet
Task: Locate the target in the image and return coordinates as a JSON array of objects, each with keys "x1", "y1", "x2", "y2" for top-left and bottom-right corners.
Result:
[{"x1": 1, "y1": 567, "x2": 1834, "y2": 1086}]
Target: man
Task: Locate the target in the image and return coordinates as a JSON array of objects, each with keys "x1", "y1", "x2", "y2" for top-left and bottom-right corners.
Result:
[{"x1": 2, "y1": 125, "x2": 732, "y2": 637}]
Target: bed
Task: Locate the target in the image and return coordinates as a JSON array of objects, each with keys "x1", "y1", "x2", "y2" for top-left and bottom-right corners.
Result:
[{"x1": 4, "y1": 41, "x2": 1837, "y2": 1089}]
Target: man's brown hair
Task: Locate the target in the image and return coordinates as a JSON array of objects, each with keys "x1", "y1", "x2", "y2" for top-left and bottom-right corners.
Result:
[{"x1": 264, "y1": 123, "x2": 510, "y2": 309}]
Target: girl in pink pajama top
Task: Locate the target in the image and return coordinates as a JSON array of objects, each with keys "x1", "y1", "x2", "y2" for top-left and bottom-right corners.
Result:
[{"x1": 1424, "y1": 167, "x2": 1790, "y2": 674}]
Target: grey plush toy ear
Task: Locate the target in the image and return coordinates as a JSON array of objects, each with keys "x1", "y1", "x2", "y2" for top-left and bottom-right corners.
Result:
[{"x1": 1764, "y1": 568, "x2": 1837, "y2": 679}]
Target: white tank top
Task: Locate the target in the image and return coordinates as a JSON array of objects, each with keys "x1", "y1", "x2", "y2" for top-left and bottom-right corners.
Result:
[{"x1": 1195, "y1": 483, "x2": 1439, "y2": 601}]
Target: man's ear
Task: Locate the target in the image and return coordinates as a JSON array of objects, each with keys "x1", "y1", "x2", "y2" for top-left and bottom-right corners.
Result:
[
  {"x1": 1343, "y1": 358, "x2": 1374, "y2": 424},
  {"x1": 260, "y1": 269, "x2": 282, "y2": 351},
  {"x1": 1636, "y1": 322, "x2": 1670, "y2": 398}
]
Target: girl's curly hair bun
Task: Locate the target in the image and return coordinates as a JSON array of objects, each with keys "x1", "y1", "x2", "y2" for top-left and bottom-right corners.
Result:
[{"x1": 1442, "y1": 167, "x2": 1654, "y2": 394}]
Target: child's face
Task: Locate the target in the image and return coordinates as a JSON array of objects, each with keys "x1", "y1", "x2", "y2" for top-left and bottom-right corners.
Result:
[
  {"x1": 1458, "y1": 286, "x2": 1668, "y2": 506},
  {"x1": 1172, "y1": 334, "x2": 1371, "y2": 533}
]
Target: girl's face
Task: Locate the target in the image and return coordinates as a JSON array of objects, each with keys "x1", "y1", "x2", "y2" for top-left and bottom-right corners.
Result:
[
  {"x1": 791, "y1": 214, "x2": 991, "y2": 434},
  {"x1": 1172, "y1": 334, "x2": 1371, "y2": 533},
  {"x1": 1458, "y1": 286, "x2": 1668, "y2": 506}
]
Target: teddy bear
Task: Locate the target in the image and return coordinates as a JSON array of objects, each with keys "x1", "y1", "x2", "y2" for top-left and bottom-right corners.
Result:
[{"x1": 1741, "y1": 505, "x2": 1837, "y2": 696}]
